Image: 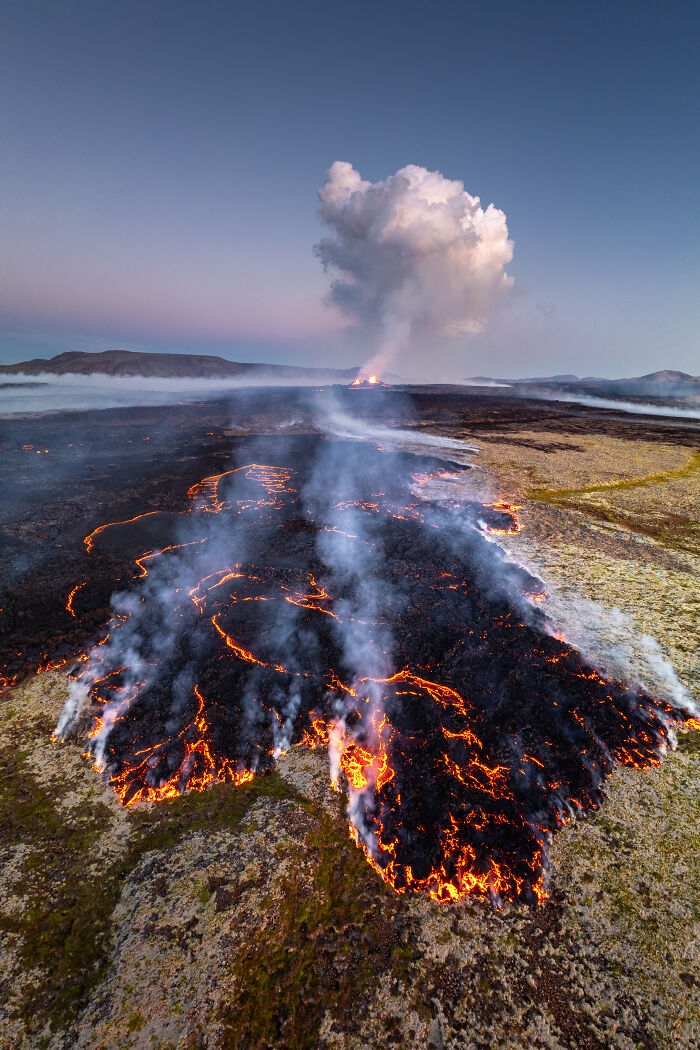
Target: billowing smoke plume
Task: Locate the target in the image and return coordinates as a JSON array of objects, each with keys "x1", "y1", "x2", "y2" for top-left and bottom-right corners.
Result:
[{"x1": 315, "y1": 161, "x2": 514, "y2": 376}]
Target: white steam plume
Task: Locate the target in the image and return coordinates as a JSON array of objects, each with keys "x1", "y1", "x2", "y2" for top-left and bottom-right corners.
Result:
[{"x1": 315, "y1": 161, "x2": 514, "y2": 377}]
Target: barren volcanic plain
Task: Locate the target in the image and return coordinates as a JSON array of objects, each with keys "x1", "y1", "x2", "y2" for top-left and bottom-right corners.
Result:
[{"x1": 1, "y1": 386, "x2": 698, "y2": 1050}]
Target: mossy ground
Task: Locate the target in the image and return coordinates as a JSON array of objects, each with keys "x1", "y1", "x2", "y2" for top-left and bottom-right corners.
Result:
[
  {"x1": 0, "y1": 700, "x2": 300, "y2": 1042},
  {"x1": 220, "y1": 808, "x2": 418, "y2": 1050},
  {"x1": 526, "y1": 449, "x2": 700, "y2": 555}
]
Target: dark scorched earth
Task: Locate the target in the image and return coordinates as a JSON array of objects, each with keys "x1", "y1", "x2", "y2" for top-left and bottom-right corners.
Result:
[{"x1": 44, "y1": 434, "x2": 688, "y2": 905}]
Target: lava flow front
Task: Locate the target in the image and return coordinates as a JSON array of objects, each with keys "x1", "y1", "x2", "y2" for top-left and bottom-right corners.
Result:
[{"x1": 54, "y1": 435, "x2": 696, "y2": 905}]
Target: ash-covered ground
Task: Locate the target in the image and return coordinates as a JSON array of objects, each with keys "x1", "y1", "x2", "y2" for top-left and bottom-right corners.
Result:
[{"x1": 1, "y1": 385, "x2": 698, "y2": 1049}]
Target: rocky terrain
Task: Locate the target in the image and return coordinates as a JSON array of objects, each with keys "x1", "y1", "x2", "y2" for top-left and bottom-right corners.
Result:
[{"x1": 0, "y1": 388, "x2": 698, "y2": 1049}]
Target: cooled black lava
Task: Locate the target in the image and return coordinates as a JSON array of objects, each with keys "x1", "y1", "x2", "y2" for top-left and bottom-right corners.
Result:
[{"x1": 55, "y1": 436, "x2": 689, "y2": 904}]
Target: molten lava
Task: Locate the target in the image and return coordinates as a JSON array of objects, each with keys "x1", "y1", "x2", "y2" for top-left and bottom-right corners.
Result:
[
  {"x1": 48, "y1": 438, "x2": 697, "y2": 906},
  {"x1": 350, "y1": 374, "x2": 387, "y2": 388}
]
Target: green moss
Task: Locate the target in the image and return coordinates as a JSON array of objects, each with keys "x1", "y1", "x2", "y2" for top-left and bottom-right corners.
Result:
[
  {"x1": 219, "y1": 810, "x2": 419, "y2": 1050},
  {"x1": 526, "y1": 451, "x2": 700, "y2": 553},
  {"x1": 677, "y1": 729, "x2": 700, "y2": 756},
  {"x1": 527, "y1": 451, "x2": 700, "y2": 502},
  {"x1": 127, "y1": 1011, "x2": 144, "y2": 1032},
  {"x1": 0, "y1": 755, "x2": 300, "y2": 1037},
  {"x1": 391, "y1": 943, "x2": 415, "y2": 964}
]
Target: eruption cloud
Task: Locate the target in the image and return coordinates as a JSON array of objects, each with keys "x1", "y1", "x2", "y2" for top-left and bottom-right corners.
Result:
[{"x1": 315, "y1": 161, "x2": 514, "y2": 377}]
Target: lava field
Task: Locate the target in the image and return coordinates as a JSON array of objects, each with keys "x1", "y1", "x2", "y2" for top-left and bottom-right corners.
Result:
[{"x1": 36, "y1": 431, "x2": 694, "y2": 905}]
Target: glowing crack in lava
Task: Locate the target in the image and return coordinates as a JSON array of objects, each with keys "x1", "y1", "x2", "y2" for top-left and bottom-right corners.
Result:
[{"x1": 55, "y1": 438, "x2": 696, "y2": 905}]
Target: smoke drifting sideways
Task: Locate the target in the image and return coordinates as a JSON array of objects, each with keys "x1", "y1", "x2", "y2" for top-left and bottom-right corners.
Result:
[
  {"x1": 0, "y1": 372, "x2": 352, "y2": 418},
  {"x1": 528, "y1": 390, "x2": 700, "y2": 422},
  {"x1": 315, "y1": 161, "x2": 514, "y2": 378}
]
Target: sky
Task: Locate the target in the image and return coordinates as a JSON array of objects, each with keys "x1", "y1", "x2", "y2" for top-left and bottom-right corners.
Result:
[{"x1": 1, "y1": 0, "x2": 698, "y2": 380}]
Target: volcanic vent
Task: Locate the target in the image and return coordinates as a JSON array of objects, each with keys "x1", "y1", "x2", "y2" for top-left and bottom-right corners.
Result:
[
  {"x1": 350, "y1": 375, "x2": 388, "y2": 388},
  {"x1": 56, "y1": 434, "x2": 696, "y2": 904}
]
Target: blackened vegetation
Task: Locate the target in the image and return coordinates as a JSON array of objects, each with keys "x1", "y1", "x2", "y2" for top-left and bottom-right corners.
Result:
[{"x1": 61, "y1": 434, "x2": 687, "y2": 904}]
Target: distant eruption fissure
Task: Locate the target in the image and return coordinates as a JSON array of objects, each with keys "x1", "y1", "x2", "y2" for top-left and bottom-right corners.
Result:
[{"x1": 315, "y1": 161, "x2": 514, "y2": 380}]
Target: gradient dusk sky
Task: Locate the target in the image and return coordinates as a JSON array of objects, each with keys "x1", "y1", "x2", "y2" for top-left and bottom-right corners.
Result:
[{"x1": 1, "y1": 0, "x2": 698, "y2": 379}]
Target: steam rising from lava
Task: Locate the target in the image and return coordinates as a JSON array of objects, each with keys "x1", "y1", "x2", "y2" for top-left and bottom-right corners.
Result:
[
  {"x1": 315, "y1": 161, "x2": 514, "y2": 378},
  {"x1": 53, "y1": 398, "x2": 697, "y2": 905}
]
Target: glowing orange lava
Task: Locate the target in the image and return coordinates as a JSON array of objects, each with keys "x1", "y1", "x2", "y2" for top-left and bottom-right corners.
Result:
[
  {"x1": 350, "y1": 374, "x2": 384, "y2": 387},
  {"x1": 44, "y1": 456, "x2": 698, "y2": 907}
]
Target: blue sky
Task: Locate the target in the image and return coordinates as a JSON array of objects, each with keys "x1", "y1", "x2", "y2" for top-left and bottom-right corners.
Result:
[{"x1": 1, "y1": 0, "x2": 698, "y2": 378}]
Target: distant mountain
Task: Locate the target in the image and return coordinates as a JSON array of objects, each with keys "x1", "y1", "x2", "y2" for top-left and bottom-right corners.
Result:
[
  {"x1": 464, "y1": 370, "x2": 700, "y2": 398},
  {"x1": 0, "y1": 349, "x2": 361, "y2": 384},
  {"x1": 574, "y1": 370, "x2": 700, "y2": 397}
]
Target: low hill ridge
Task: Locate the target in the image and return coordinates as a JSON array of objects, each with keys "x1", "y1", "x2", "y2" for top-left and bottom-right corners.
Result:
[
  {"x1": 464, "y1": 369, "x2": 700, "y2": 396},
  {"x1": 0, "y1": 348, "x2": 360, "y2": 382}
]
